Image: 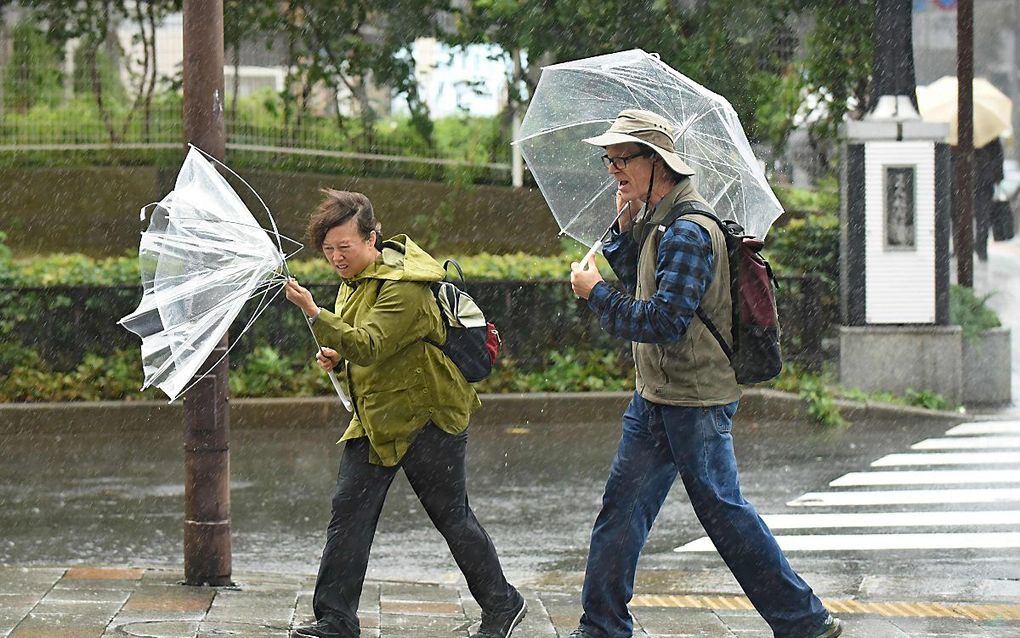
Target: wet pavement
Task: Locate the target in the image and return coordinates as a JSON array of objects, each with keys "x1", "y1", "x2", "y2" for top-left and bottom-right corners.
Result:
[
  {"x1": 1, "y1": 564, "x2": 1019, "y2": 637},
  {"x1": 2, "y1": 407, "x2": 1020, "y2": 636}
]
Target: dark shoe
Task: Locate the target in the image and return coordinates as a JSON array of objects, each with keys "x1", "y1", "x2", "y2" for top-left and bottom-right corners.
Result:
[
  {"x1": 290, "y1": 619, "x2": 344, "y2": 638},
  {"x1": 811, "y1": 614, "x2": 843, "y2": 638},
  {"x1": 566, "y1": 626, "x2": 603, "y2": 638},
  {"x1": 470, "y1": 589, "x2": 527, "y2": 638}
]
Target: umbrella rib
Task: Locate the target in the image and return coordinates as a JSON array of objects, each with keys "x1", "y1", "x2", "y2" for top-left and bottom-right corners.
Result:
[
  {"x1": 514, "y1": 118, "x2": 613, "y2": 145},
  {"x1": 168, "y1": 279, "x2": 288, "y2": 401},
  {"x1": 141, "y1": 273, "x2": 284, "y2": 383},
  {"x1": 188, "y1": 144, "x2": 290, "y2": 258},
  {"x1": 148, "y1": 273, "x2": 286, "y2": 391},
  {"x1": 165, "y1": 214, "x2": 301, "y2": 249},
  {"x1": 558, "y1": 179, "x2": 619, "y2": 241}
]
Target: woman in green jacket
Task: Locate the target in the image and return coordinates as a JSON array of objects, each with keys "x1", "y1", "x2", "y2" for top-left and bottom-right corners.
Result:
[{"x1": 283, "y1": 190, "x2": 525, "y2": 638}]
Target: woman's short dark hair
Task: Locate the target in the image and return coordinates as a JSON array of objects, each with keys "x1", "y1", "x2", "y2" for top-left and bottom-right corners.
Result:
[{"x1": 307, "y1": 189, "x2": 381, "y2": 250}]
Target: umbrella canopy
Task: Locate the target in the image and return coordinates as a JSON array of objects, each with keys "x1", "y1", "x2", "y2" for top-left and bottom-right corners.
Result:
[
  {"x1": 916, "y1": 76, "x2": 1013, "y2": 148},
  {"x1": 118, "y1": 147, "x2": 351, "y2": 409},
  {"x1": 514, "y1": 49, "x2": 783, "y2": 243},
  {"x1": 118, "y1": 147, "x2": 287, "y2": 400}
]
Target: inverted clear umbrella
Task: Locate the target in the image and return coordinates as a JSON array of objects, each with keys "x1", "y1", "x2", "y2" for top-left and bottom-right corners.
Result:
[
  {"x1": 514, "y1": 49, "x2": 784, "y2": 254},
  {"x1": 118, "y1": 146, "x2": 351, "y2": 408},
  {"x1": 916, "y1": 76, "x2": 1013, "y2": 148}
]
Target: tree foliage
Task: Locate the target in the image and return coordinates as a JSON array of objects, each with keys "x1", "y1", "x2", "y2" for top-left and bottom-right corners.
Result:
[
  {"x1": 4, "y1": 0, "x2": 879, "y2": 172},
  {"x1": 2, "y1": 19, "x2": 64, "y2": 112},
  {"x1": 17, "y1": 0, "x2": 182, "y2": 141}
]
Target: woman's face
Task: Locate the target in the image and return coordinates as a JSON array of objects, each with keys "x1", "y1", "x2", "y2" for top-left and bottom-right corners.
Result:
[
  {"x1": 605, "y1": 142, "x2": 655, "y2": 203},
  {"x1": 321, "y1": 219, "x2": 378, "y2": 279}
]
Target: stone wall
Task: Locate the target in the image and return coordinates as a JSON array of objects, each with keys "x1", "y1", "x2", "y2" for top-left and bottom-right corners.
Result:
[{"x1": 0, "y1": 166, "x2": 560, "y2": 257}]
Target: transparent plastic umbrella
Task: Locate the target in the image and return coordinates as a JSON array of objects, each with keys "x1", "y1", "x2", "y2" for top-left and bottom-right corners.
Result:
[
  {"x1": 118, "y1": 146, "x2": 351, "y2": 408},
  {"x1": 514, "y1": 49, "x2": 784, "y2": 253}
]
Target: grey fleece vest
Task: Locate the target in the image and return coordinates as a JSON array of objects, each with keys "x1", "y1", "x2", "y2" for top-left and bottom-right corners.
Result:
[{"x1": 631, "y1": 184, "x2": 741, "y2": 406}]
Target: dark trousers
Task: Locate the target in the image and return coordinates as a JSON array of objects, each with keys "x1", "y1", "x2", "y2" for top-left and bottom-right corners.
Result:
[{"x1": 312, "y1": 424, "x2": 513, "y2": 636}]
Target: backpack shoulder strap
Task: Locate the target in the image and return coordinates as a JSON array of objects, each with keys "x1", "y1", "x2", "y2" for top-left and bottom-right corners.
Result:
[
  {"x1": 657, "y1": 201, "x2": 736, "y2": 361},
  {"x1": 661, "y1": 200, "x2": 722, "y2": 232}
]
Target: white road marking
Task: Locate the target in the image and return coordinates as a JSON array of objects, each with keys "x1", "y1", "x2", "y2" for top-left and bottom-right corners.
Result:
[
  {"x1": 871, "y1": 452, "x2": 1020, "y2": 466},
  {"x1": 759, "y1": 510, "x2": 1020, "y2": 529},
  {"x1": 946, "y1": 421, "x2": 1020, "y2": 436},
  {"x1": 788, "y1": 488, "x2": 1020, "y2": 507},
  {"x1": 830, "y1": 469, "x2": 1020, "y2": 486},
  {"x1": 675, "y1": 532, "x2": 1020, "y2": 552},
  {"x1": 912, "y1": 437, "x2": 1020, "y2": 450}
]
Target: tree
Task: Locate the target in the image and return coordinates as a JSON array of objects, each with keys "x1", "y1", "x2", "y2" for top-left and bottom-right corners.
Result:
[
  {"x1": 20, "y1": 0, "x2": 182, "y2": 142},
  {"x1": 2, "y1": 19, "x2": 64, "y2": 112},
  {"x1": 795, "y1": 0, "x2": 875, "y2": 168},
  {"x1": 447, "y1": 0, "x2": 804, "y2": 152}
]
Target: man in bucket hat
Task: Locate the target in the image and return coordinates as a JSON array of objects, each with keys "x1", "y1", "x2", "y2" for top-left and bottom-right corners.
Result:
[{"x1": 567, "y1": 109, "x2": 843, "y2": 638}]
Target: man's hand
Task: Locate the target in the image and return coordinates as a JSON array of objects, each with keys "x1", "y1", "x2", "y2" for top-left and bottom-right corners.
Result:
[
  {"x1": 615, "y1": 189, "x2": 638, "y2": 233},
  {"x1": 315, "y1": 347, "x2": 341, "y2": 372},
  {"x1": 570, "y1": 254, "x2": 604, "y2": 300},
  {"x1": 284, "y1": 279, "x2": 318, "y2": 318}
]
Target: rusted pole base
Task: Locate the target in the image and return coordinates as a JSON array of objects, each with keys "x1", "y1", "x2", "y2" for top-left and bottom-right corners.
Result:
[{"x1": 183, "y1": 348, "x2": 232, "y2": 587}]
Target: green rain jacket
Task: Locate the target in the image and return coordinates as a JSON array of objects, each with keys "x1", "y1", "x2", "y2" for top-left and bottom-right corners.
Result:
[{"x1": 311, "y1": 235, "x2": 480, "y2": 466}]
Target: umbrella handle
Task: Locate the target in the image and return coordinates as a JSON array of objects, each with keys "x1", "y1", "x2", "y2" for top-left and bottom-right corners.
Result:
[
  {"x1": 327, "y1": 369, "x2": 353, "y2": 412},
  {"x1": 301, "y1": 311, "x2": 353, "y2": 412},
  {"x1": 580, "y1": 241, "x2": 603, "y2": 269}
]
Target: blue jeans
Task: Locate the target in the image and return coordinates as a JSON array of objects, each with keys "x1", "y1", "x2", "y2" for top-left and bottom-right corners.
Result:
[{"x1": 579, "y1": 393, "x2": 829, "y2": 638}]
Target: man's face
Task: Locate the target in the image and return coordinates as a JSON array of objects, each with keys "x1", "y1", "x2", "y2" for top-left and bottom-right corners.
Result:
[
  {"x1": 604, "y1": 142, "x2": 654, "y2": 202},
  {"x1": 321, "y1": 218, "x2": 377, "y2": 279}
]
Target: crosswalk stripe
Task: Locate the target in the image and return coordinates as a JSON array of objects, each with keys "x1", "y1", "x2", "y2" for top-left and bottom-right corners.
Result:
[
  {"x1": 872, "y1": 452, "x2": 1020, "y2": 466},
  {"x1": 912, "y1": 436, "x2": 1020, "y2": 450},
  {"x1": 945, "y1": 421, "x2": 1020, "y2": 436},
  {"x1": 830, "y1": 469, "x2": 1020, "y2": 486},
  {"x1": 674, "y1": 532, "x2": 1020, "y2": 552},
  {"x1": 788, "y1": 488, "x2": 1020, "y2": 507},
  {"x1": 760, "y1": 510, "x2": 1020, "y2": 528}
]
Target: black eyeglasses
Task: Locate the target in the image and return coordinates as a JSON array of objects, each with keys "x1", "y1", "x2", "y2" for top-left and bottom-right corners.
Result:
[{"x1": 601, "y1": 150, "x2": 650, "y2": 170}]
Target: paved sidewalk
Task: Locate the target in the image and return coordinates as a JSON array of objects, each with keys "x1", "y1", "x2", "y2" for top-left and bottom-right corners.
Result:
[{"x1": 2, "y1": 566, "x2": 1018, "y2": 637}]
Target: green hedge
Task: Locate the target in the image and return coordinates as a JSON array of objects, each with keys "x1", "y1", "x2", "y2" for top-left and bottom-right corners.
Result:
[{"x1": 0, "y1": 208, "x2": 839, "y2": 402}]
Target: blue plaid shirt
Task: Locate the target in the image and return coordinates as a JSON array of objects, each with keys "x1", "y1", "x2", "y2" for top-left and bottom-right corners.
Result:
[{"x1": 588, "y1": 220, "x2": 714, "y2": 344}]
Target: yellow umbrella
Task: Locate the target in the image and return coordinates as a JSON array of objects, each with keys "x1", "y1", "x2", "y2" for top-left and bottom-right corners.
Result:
[{"x1": 916, "y1": 76, "x2": 1013, "y2": 148}]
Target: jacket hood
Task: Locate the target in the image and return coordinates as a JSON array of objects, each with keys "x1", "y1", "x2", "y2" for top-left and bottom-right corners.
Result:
[{"x1": 350, "y1": 234, "x2": 446, "y2": 283}]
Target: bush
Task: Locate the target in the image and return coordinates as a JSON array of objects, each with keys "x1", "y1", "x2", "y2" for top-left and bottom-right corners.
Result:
[
  {"x1": 766, "y1": 211, "x2": 840, "y2": 284},
  {"x1": 949, "y1": 285, "x2": 1001, "y2": 340},
  {"x1": 0, "y1": 345, "x2": 632, "y2": 402},
  {"x1": 476, "y1": 348, "x2": 633, "y2": 394}
]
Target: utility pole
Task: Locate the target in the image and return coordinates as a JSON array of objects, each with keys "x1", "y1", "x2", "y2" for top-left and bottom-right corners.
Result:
[
  {"x1": 181, "y1": 0, "x2": 232, "y2": 586},
  {"x1": 954, "y1": 0, "x2": 975, "y2": 288}
]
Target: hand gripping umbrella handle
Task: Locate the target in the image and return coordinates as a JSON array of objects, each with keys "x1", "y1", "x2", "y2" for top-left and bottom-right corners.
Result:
[
  {"x1": 580, "y1": 241, "x2": 603, "y2": 270},
  {"x1": 579, "y1": 201, "x2": 631, "y2": 270},
  {"x1": 301, "y1": 313, "x2": 353, "y2": 412}
]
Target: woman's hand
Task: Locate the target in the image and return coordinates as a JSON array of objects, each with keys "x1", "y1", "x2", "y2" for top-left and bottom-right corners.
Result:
[
  {"x1": 284, "y1": 279, "x2": 318, "y2": 318},
  {"x1": 315, "y1": 347, "x2": 341, "y2": 372}
]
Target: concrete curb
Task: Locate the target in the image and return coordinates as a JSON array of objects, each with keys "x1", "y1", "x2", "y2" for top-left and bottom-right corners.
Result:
[{"x1": 0, "y1": 388, "x2": 966, "y2": 433}]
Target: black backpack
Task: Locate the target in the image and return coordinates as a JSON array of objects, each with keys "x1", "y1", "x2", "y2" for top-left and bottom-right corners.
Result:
[
  {"x1": 423, "y1": 260, "x2": 501, "y2": 383},
  {"x1": 656, "y1": 201, "x2": 783, "y2": 385}
]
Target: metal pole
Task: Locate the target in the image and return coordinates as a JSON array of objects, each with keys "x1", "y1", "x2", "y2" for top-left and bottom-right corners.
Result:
[
  {"x1": 1014, "y1": 0, "x2": 1020, "y2": 162},
  {"x1": 510, "y1": 48, "x2": 523, "y2": 188},
  {"x1": 182, "y1": 0, "x2": 231, "y2": 586},
  {"x1": 954, "y1": 0, "x2": 975, "y2": 288}
]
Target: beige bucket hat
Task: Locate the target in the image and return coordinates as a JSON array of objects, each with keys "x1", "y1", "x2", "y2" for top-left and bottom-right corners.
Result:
[{"x1": 583, "y1": 109, "x2": 695, "y2": 176}]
